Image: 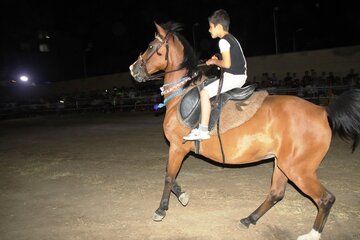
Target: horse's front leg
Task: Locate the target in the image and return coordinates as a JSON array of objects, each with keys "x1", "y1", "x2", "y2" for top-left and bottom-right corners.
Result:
[
  {"x1": 153, "y1": 146, "x2": 188, "y2": 221},
  {"x1": 172, "y1": 181, "x2": 189, "y2": 206}
]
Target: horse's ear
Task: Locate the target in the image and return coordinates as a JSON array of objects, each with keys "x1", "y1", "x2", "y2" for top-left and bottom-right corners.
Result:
[{"x1": 155, "y1": 22, "x2": 166, "y2": 39}]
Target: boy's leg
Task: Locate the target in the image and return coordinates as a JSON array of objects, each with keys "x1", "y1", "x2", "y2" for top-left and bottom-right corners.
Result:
[
  {"x1": 183, "y1": 89, "x2": 211, "y2": 141},
  {"x1": 200, "y1": 89, "x2": 211, "y2": 126}
]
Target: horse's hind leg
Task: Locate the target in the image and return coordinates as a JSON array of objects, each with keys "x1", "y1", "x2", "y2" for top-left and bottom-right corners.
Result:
[
  {"x1": 290, "y1": 173, "x2": 336, "y2": 240},
  {"x1": 240, "y1": 164, "x2": 288, "y2": 228}
]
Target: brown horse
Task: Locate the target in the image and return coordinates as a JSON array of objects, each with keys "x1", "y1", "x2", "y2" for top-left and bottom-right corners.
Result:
[{"x1": 129, "y1": 22, "x2": 360, "y2": 240}]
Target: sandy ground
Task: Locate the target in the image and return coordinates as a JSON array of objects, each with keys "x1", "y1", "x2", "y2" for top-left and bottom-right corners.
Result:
[{"x1": 0, "y1": 112, "x2": 359, "y2": 240}]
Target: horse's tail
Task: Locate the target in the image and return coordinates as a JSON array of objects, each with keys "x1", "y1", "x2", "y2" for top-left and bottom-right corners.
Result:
[{"x1": 326, "y1": 89, "x2": 360, "y2": 153}]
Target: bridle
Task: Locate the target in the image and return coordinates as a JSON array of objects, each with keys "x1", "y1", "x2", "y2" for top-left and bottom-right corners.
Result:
[
  {"x1": 137, "y1": 32, "x2": 185, "y2": 81},
  {"x1": 135, "y1": 29, "x2": 209, "y2": 109}
]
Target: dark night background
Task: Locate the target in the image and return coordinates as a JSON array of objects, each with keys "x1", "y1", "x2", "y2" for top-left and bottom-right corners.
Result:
[{"x1": 1, "y1": 0, "x2": 359, "y2": 84}]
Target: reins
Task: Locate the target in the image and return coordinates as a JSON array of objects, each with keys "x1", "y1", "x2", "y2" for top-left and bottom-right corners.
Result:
[
  {"x1": 144, "y1": 63, "x2": 207, "y2": 81},
  {"x1": 143, "y1": 67, "x2": 186, "y2": 81},
  {"x1": 212, "y1": 53, "x2": 224, "y2": 107}
]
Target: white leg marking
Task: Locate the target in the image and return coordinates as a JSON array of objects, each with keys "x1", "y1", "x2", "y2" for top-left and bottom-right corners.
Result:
[
  {"x1": 178, "y1": 192, "x2": 189, "y2": 206},
  {"x1": 297, "y1": 229, "x2": 321, "y2": 240}
]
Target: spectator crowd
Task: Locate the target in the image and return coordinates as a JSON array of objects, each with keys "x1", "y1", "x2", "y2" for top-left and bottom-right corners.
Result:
[{"x1": 0, "y1": 68, "x2": 359, "y2": 118}]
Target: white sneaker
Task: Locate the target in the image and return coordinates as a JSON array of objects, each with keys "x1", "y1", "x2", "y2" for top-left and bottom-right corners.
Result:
[{"x1": 183, "y1": 128, "x2": 210, "y2": 141}]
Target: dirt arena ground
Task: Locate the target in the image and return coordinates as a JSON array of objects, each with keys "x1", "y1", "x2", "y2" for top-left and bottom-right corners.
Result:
[{"x1": 0, "y1": 112, "x2": 359, "y2": 240}]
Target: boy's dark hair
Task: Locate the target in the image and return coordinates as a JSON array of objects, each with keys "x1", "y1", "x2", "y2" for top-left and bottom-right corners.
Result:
[{"x1": 208, "y1": 9, "x2": 230, "y2": 31}]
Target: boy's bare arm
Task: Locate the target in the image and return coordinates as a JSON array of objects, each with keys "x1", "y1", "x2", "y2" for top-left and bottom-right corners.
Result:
[{"x1": 206, "y1": 51, "x2": 231, "y2": 69}]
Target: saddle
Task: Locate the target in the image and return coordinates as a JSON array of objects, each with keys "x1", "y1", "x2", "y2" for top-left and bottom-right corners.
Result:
[{"x1": 179, "y1": 82, "x2": 257, "y2": 131}]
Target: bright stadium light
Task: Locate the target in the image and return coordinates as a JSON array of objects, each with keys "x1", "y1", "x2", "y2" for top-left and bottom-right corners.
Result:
[{"x1": 19, "y1": 75, "x2": 29, "y2": 82}]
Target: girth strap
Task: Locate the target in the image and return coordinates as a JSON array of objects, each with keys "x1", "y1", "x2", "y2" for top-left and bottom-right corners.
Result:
[
  {"x1": 194, "y1": 115, "x2": 226, "y2": 164},
  {"x1": 216, "y1": 115, "x2": 226, "y2": 164}
]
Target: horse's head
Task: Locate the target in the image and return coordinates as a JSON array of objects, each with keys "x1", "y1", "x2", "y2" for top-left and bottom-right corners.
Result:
[
  {"x1": 129, "y1": 22, "x2": 197, "y2": 83},
  {"x1": 129, "y1": 23, "x2": 171, "y2": 83}
]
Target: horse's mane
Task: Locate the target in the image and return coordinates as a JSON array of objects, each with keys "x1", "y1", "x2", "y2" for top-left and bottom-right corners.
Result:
[{"x1": 160, "y1": 22, "x2": 199, "y2": 81}]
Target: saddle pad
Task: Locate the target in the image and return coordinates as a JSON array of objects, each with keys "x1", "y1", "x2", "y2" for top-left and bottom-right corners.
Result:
[{"x1": 210, "y1": 90, "x2": 268, "y2": 135}]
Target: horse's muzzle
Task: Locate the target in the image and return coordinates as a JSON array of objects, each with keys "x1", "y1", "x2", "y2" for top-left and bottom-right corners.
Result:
[{"x1": 129, "y1": 62, "x2": 147, "y2": 83}]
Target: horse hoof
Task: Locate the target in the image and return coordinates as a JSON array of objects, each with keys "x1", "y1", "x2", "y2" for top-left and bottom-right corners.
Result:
[
  {"x1": 239, "y1": 218, "x2": 251, "y2": 228},
  {"x1": 152, "y1": 211, "x2": 166, "y2": 222},
  {"x1": 178, "y1": 192, "x2": 189, "y2": 206}
]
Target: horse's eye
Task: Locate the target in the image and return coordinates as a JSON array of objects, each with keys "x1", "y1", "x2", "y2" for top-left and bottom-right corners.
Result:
[{"x1": 149, "y1": 45, "x2": 154, "y2": 49}]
